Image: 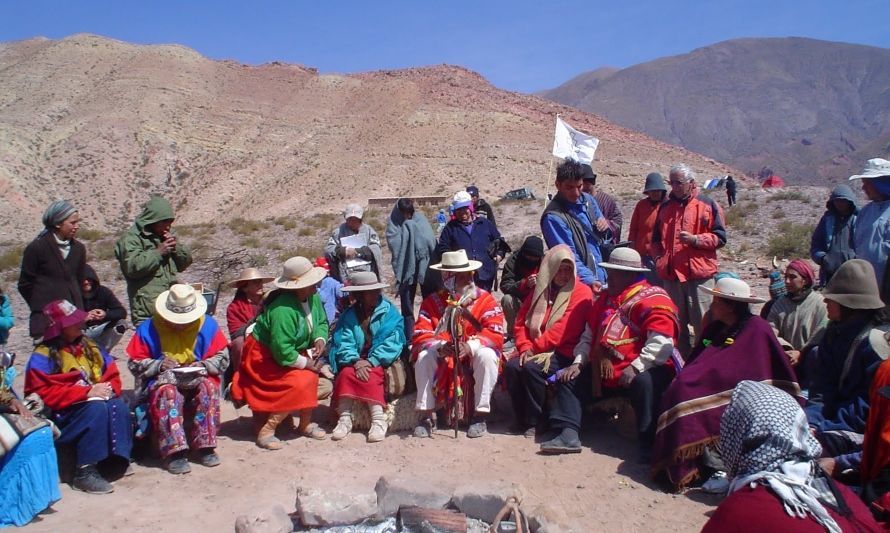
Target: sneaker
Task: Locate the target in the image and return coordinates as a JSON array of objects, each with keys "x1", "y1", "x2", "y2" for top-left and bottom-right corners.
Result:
[
  {"x1": 701, "y1": 470, "x2": 729, "y2": 494},
  {"x1": 540, "y1": 434, "x2": 582, "y2": 454},
  {"x1": 199, "y1": 449, "x2": 221, "y2": 468},
  {"x1": 367, "y1": 420, "x2": 387, "y2": 443},
  {"x1": 165, "y1": 452, "x2": 191, "y2": 475},
  {"x1": 73, "y1": 465, "x2": 114, "y2": 494},
  {"x1": 331, "y1": 417, "x2": 353, "y2": 441},
  {"x1": 467, "y1": 420, "x2": 488, "y2": 438}
]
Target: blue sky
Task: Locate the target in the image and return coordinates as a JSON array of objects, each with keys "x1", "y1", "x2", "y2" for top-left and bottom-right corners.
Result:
[{"x1": 4, "y1": 1, "x2": 889, "y2": 92}]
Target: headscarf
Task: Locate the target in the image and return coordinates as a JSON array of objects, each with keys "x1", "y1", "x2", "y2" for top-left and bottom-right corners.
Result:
[
  {"x1": 786, "y1": 259, "x2": 815, "y2": 288},
  {"x1": 721, "y1": 381, "x2": 841, "y2": 533},
  {"x1": 41, "y1": 200, "x2": 77, "y2": 232},
  {"x1": 525, "y1": 244, "x2": 575, "y2": 339}
]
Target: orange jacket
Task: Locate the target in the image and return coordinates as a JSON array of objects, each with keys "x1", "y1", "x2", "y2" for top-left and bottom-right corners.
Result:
[
  {"x1": 650, "y1": 187, "x2": 726, "y2": 282},
  {"x1": 628, "y1": 198, "x2": 663, "y2": 256}
]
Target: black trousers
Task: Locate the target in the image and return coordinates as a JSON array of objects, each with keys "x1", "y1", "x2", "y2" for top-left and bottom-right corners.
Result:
[
  {"x1": 505, "y1": 354, "x2": 586, "y2": 432},
  {"x1": 601, "y1": 364, "x2": 674, "y2": 446}
]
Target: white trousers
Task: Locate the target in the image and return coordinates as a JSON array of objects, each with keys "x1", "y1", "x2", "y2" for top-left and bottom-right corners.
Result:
[{"x1": 414, "y1": 343, "x2": 499, "y2": 413}]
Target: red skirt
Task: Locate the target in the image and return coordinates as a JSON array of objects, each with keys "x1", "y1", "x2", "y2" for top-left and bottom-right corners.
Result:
[
  {"x1": 333, "y1": 366, "x2": 385, "y2": 407},
  {"x1": 231, "y1": 335, "x2": 319, "y2": 412}
]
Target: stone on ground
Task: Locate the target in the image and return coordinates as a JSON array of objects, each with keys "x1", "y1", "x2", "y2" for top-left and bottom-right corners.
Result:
[
  {"x1": 451, "y1": 483, "x2": 525, "y2": 524},
  {"x1": 234, "y1": 505, "x2": 294, "y2": 533},
  {"x1": 295, "y1": 486, "x2": 377, "y2": 527},
  {"x1": 375, "y1": 475, "x2": 453, "y2": 517}
]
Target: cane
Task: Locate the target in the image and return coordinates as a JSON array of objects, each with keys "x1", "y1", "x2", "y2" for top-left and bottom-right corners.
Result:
[{"x1": 446, "y1": 305, "x2": 464, "y2": 439}]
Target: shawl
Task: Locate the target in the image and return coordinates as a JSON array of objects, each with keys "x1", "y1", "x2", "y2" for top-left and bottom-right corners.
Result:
[
  {"x1": 862, "y1": 358, "x2": 890, "y2": 484},
  {"x1": 526, "y1": 244, "x2": 575, "y2": 339},
  {"x1": 412, "y1": 288, "x2": 504, "y2": 361},
  {"x1": 766, "y1": 289, "x2": 828, "y2": 352},
  {"x1": 25, "y1": 339, "x2": 121, "y2": 411},
  {"x1": 386, "y1": 202, "x2": 436, "y2": 286},
  {"x1": 721, "y1": 381, "x2": 840, "y2": 533},
  {"x1": 149, "y1": 316, "x2": 204, "y2": 365},
  {"x1": 651, "y1": 316, "x2": 801, "y2": 489}
]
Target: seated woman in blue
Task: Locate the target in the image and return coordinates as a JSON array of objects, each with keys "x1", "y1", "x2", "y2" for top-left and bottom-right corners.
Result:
[
  {"x1": 329, "y1": 272, "x2": 405, "y2": 443},
  {"x1": 25, "y1": 300, "x2": 132, "y2": 494}
]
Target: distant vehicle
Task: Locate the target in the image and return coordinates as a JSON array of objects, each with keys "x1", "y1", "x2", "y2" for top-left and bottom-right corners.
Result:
[{"x1": 501, "y1": 187, "x2": 536, "y2": 201}]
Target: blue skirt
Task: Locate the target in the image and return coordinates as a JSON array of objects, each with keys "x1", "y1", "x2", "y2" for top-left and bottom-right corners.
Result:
[
  {"x1": 55, "y1": 397, "x2": 133, "y2": 466},
  {"x1": 0, "y1": 426, "x2": 61, "y2": 527}
]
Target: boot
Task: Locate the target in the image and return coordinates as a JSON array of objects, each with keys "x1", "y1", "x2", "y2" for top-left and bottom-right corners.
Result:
[
  {"x1": 331, "y1": 411, "x2": 353, "y2": 441},
  {"x1": 367, "y1": 404, "x2": 387, "y2": 443},
  {"x1": 256, "y1": 411, "x2": 288, "y2": 450},
  {"x1": 73, "y1": 464, "x2": 114, "y2": 494}
]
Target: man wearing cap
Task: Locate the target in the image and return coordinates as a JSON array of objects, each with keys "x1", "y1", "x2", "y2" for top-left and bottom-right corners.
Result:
[
  {"x1": 19, "y1": 199, "x2": 87, "y2": 339},
  {"x1": 466, "y1": 185, "x2": 496, "y2": 227},
  {"x1": 437, "y1": 191, "x2": 505, "y2": 292},
  {"x1": 328, "y1": 271, "x2": 405, "y2": 443},
  {"x1": 115, "y1": 196, "x2": 192, "y2": 326},
  {"x1": 324, "y1": 203, "x2": 385, "y2": 283},
  {"x1": 580, "y1": 164, "x2": 622, "y2": 241},
  {"x1": 628, "y1": 172, "x2": 668, "y2": 282},
  {"x1": 541, "y1": 159, "x2": 610, "y2": 287},
  {"x1": 650, "y1": 163, "x2": 726, "y2": 355},
  {"x1": 849, "y1": 158, "x2": 890, "y2": 304},
  {"x1": 412, "y1": 250, "x2": 505, "y2": 438},
  {"x1": 127, "y1": 284, "x2": 229, "y2": 474},
  {"x1": 586, "y1": 247, "x2": 680, "y2": 459},
  {"x1": 499, "y1": 235, "x2": 544, "y2": 346}
]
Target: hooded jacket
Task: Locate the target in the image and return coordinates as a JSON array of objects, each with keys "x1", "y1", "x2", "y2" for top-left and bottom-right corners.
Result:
[
  {"x1": 82, "y1": 264, "x2": 127, "y2": 327},
  {"x1": 500, "y1": 236, "x2": 543, "y2": 300},
  {"x1": 114, "y1": 197, "x2": 192, "y2": 325},
  {"x1": 810, "y1": 185, "x2": 858, "y2": 286}
]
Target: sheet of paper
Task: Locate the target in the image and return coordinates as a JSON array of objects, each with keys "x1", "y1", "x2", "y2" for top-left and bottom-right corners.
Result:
[{"x1": 340, "y1": 234, "x2": 367, "y2": 249}]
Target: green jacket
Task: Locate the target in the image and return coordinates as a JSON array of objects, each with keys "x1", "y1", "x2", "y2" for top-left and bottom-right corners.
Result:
[
  {"x1": 252, "y1": 291, "x2": 329, "y2": 367},
  {"x1": 114, "y1": 197, "x2": 192, "y2": 325}
]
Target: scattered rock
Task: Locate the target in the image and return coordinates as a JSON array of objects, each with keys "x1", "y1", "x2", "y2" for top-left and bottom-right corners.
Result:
[
  {"x1": 234, "y1": 505, "x2": 294, "y2": 533},
  {"x1": 451, "y1": 483, "x2": 524, "y2": 524},
  {"x1": 375, "y1": 476, "x2": 453, "y2": 518},
  {"x1": 296, "y1": 487, "x2": 377, "y2": 527},
  {"x1": 522, "y1": 503, "x2": 571, "y2": 533}
]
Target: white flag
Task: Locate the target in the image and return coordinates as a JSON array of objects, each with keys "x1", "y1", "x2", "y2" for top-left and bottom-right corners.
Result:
[{"x1": 552, "y1": 116, "x2": 599, "y2": 164}]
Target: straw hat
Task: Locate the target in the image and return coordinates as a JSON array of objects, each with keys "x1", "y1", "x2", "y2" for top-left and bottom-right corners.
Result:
[
  {"x1": 341, "y1": 271, "x2": 388, "y2": 292},
  {"x1": 429, "y1": 249, "x2": 482, "y2": 272},
  {"x1": 228, "y1": 267, "x2": 275, "y2": 288},
  {"x1": 155, "y1": 284, "x2": 207, "y2": 325},
  {"x1": 599, "y1": 247, "x2": 650, "y2": 272},
  {"x1": 274, "y1": 256, "x2": 326, "y2": 290},
  {"x1": 869, "y1": 326, "x2": 890, "y2": 360},
  {"x1": 699, "y1": 277, "x2": 765, "y2": 303}
]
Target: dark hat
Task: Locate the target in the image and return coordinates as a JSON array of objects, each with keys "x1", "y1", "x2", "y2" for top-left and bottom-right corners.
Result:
[
  {"x1": 42, "y1": 300, "x2": 88, "y2": 341},
  {"x1": 580, "y1": 164, "x2": 597, "y2": 183},
  {"x1": 643, "y1": 173, "x2": 668, "y2": 192},
  {"x1": 466, "y1": 185, "x2": 480, "y2": 197},
  {"x1": 822, "y1": 259, "x2": 884, "y2": 310},
  {"x1": 519, "y1": 235, "x2": 545, "y2": 258}
]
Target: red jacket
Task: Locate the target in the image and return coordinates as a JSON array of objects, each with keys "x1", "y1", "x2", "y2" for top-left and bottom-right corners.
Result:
[
  {"x1": 628, "y1": 198, "x2": 662, "y2": 257},
  {"x1": 25, "y1": 342, "x2": 123, "y2": 411},
  {"x1": 514, "y1": 279, "x2": 592, "y2": 357},
  {"x1": 650, "y1": 187, "x2": 726, "y2": 281},
  {"x1": 412, "y1": 288, "x2": 505, "y2": 360},
  {"x1": 226, "y1": 294, "x2": 260, "y2": 338}
]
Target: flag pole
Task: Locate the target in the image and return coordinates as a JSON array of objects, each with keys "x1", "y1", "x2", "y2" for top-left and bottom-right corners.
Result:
[{"x1": 543, "y1": 113, "x2": 559, "y2": 210}]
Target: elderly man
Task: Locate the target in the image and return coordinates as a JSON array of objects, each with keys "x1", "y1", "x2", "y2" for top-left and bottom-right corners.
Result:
[
  {"x1": 580, "y1": 163, "x2": 622, "y2": 242},
  {"x1": 650, "y1": 163, "x2": 726, "y2": 354},
  {"x1": 114, "y1": 196, "x2": 192, "y2": 326},
  {"x1": 412, "y1": 250, "x2": 505, "y2": 438},
  {"x1": 586, "y1": 247, "x2": 680, "y2": 460},
  {"x1": 849, "y1": 158, "x2": 890, "y2": 304},
  {"x1": 324, "y1": 203, "x2": 384, "y2": 283},
  {"x1": 541, "y1": 159, "x2": 610, "y2": 288},
  {"x1": 19, "y1": 200, "x2": 87, "y2": 339}
]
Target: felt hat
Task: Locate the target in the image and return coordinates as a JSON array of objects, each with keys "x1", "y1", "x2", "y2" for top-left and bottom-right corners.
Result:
[
  {"x1": 821, "y1": 259, "x2": 884, "y2": 310},
  {"x1": 643, "y1": 172, "x2": 668, "y2": 192},
  {"x1": 274, "y1": 256, "x2": 327, "y2": 290},
  {"x1": 42, "y1": 300, "x2": 88, "y2": 341},
  {"x1": 849, "y1": 158, "x2": 890, "y2": 180},
  {"x1": 155, "y1": 284, "x2": 207, "y2": 325},
  {"x1": 343, "y1": 203, "x2": 364, "y2": 220},
  {"x1": 228, "y1": 267, "x2": 275, "y2": 288},
  {"x1": 599, "y1": 247, "x2": 650, "y2": 272},
  {"x1": 341, "y1": 271, "x2": 388, "y2": 292},
  {"x1": 699, "y1": 277, "x2": 765, "y2": 304},
  {"x1": 430, "y1": 249, "x2": 482, "y2": 272}
]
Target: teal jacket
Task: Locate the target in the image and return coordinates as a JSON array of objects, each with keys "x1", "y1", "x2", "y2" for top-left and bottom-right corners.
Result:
[
  {"x1": 0, "y1": 294, "x2": 13, "y2": 344},
  {"x1": 328, "y1": 297, "x2": 405, "y2": 373}
]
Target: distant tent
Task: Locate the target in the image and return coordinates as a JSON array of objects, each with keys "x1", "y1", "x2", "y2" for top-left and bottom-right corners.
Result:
[
  {"x1": 704, "y1": 177, "x2": 726, "y2": 190},
  {"x1": 761, "y1": 175, "x2": 785, "y2": 188}
]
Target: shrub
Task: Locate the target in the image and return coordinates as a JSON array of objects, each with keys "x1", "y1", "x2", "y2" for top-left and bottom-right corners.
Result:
[
  {"x1": 766, "y1": 221, "x2": 814, "y2": 259},
  {"x1": 0, "y1": 246, "x2": 24, "y2": 271},
  {"x1": 272, "y1": 216, "x2": 297, "y2": 230},
  {"x1": 278, "y1": 247, "x2": 319, "y2": 262},
  {"x1": 227, "y1": 217, "x2": 268, "y2": 235},
  {"x1": 239, "y1": 236, "x2": 262, "y2": 249},
  {"x1": 724, "y1": 203, "x2": 754, "y2": 231},
  {"x1": 766, "y1": 190, "x2": 807, "y2": 203},
  {"x1": 92, "y1": 243, "x2": 117, "y2": 262},
  {"x1": 77, "y1": 228, "x2": 106, "y2": 241}
]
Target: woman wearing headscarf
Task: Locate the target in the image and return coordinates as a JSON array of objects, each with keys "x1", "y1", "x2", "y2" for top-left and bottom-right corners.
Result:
[
  {"x1": 702, "y1": 381, "x2": 881, "y2": 532},
  {"x1": 25, "y1": 300, "x2": 132, "y2": 494},
  {"x1": 766, "y1": 259, "x2": 828, "y2": 387},
  {"x1": 810, "y1": 184, "x2": 858, "y2": 287},
  {"x1": 651, "y1": 277, "x2": 800, "y2": 492},
  {"x1": 18, "y1": 200, "x2": 86, "y2": 339},
  {"x1": 505, "y1": 245, "x2": 593, "y2": 453},
  {"x1": 231, "y1": 257, "x2": 329, "y2": 449}
]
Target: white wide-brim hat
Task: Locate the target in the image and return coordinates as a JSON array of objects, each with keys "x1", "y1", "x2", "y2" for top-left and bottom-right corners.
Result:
[
  {"x1": 599, "y1": 247, "x2": 650, "y2": 272},
  {"x1": 228, "y1": 267, "x2": 275, "y2": 288},
  {"x1": 155, "y1": 284, "x2": 208, "y2": 325},
  {"x1": 274, "y1": 256, "x2": 327, "y2": 290},
  {"x1": 699, "y1": 277, "x2": 765, "y2": 304},
  {"x1": 430, "y1": 249, "x2": 482, "y2": 273},
  {"x1": 849, "y1": 158, "x2": 890, "y2": 180},
  {"x1": 869, "y1": 326, "x2": 890, "y2": 359},
  {"x1": 342, "y1": 271, "x2": 389, "y2": 292}
]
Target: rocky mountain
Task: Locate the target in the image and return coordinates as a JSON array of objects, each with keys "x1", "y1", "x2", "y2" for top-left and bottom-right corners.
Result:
[
  {"x1": 541, "y1": 37, "x2": 890, "y2": 184},
  {"x1": 0, "y1": 34, "x2": 737, "y2": 240}
]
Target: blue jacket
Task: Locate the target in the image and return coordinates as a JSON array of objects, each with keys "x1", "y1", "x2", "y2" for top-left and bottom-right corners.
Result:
[
  {"x1": 0, "y1": 294, "x2": 13, "y2": 345},
  {"x1": 810, "y1": 185, "x2": 858, "y2": 286},
  {"x1": 540, "y1": 192, "x2": 608, "y2": 284},
  {"x1": 317, "y1": 276, "x2": 344, "y2": 325},
  {"x1": 436, "y1": 217, "x2": 502, "y2": 283},
  {"x1": 853, "y1": 199, "x2": 890, "y2": 287},
  {"x1": 328, "y1": 297, "x2": 405, "y2": 373}
]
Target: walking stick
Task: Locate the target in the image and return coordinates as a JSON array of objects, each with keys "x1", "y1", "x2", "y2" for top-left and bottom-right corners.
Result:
[{"x1": 445, "y1": 304, "x2": 464, "y2": 439}]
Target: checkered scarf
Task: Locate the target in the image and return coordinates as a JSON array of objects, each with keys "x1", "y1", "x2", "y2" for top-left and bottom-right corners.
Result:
[{"x1": 720, "y1": 381, "x2": 841, "y2": 533}]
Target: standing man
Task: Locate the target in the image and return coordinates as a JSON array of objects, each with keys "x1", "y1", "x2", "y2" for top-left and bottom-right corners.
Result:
[
  {"x1": 541, "y1": 159, "x2": 610, "y2": 288},
  {"x1": 580, "y1": 164, "x2": 622, "y2": 241},
  {"x1": 628, "y1": 172, "x2": 668, "y2": 280},
  {"x1": 324, "y1": 203, "x2": 385, "y2": 283},
  {"x1": 114, "y1": 196, "x2": 192, "y2": 326},
  {"x1": 19, "y1": 200, "x2": 86, "y2": 339},
  {"x1": 849, "y1": 158, "x2": 890, "y2": 304},
  {"x1": 466, "y1": 185, "x2": 496, "y2": 228},
  {"x1": 650, "y1": 163, "x2": 726, "y2": 355},
  {"x1": 725, "y1": 176, "x2": 737, "y2": 207}
]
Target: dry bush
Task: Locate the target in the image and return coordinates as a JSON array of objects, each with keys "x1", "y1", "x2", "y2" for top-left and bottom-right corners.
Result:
[
  {"x1": 766, "y1": 190, "x2": 808, "y2": 203},
  {"x1": 0, "y1": 246, "x2": 24, "y2": 271},
  {"x1": 77, "y1": 227, "x2": 106, "y2": 241},
  {"x1": 227, "y1": 217, "x2": 268, "y2": 235},
  {"x1": 766, "y1": 221, "x2": 814, "y2": 259}
]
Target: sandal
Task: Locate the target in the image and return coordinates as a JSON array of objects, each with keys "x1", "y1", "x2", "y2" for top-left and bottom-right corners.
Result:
[
  {"x1": 299, "y1": 422, "x2": 327, "y2": 440},
  {"x1": 256, "y1": 435, "x2": 284, "y2": 450}
]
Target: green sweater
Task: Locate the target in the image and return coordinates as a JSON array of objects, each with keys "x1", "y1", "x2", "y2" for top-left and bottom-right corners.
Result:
[{"x1": 252, "y1": 291, "x2": 329, "y2": 367}]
